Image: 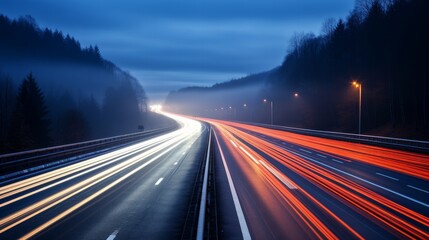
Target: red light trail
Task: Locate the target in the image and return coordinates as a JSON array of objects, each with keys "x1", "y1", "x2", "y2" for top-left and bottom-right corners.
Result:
[{"x1": 204, "y1": 118, "x2": 429, "y2": 239}]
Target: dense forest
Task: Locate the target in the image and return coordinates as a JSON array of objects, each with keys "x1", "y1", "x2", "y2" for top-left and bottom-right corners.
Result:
[
  {"x1": 166, "y1": 0, "x2": 429, "y2": 140},
  {"x1": 0, "y1": 15, "x2": 170, "y2": 153}
]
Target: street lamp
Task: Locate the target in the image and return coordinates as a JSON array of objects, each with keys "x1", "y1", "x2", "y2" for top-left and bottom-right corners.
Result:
[
  {"x1": 263, "y1": 99, "x2": 273, "y2": 125},
  {"x1": 352, "y1": 81, "x2": 362, "y2": 134},
  {"x1": 294, "y1": 93, "x2": 299, "y2": 97}
]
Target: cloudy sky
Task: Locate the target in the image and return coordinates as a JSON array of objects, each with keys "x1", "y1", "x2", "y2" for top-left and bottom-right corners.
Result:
[{"x1": 1, "y1": 0, "x2": 354, "y2": 103}]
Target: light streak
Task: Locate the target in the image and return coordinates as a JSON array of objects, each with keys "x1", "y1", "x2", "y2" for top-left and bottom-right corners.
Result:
[
  {"x1": 213, "y1": 130, "x2": 252, "y2": 240},
  {"x1": 239, "y1": 146, "x2": 260, "y2": 165},
  {"x1": 202, "y1": 118, "x2": 429, "y2": 239},
  {"x1": 222, "y1": 120, "x2": 429, "y2": 181},
  {"x1": 0, "y1": 112, "x2": 203, "y2": 239}
]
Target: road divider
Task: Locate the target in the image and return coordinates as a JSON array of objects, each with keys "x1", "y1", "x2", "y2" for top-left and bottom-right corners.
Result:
[{"x1": 197, "y1": 127, "x2": 212, "y2": 240}]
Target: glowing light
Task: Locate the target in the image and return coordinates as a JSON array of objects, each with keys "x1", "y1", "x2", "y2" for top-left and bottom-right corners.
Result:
[
  {"x1": 0, "y1": 111, "x2": 203, "y2": 238},
  {"x1": 197, "y1": 117, "x2": 429, "y2": 239},
  {"x1": 149, "y1": 104, "x2": 162, "y2": 112}
]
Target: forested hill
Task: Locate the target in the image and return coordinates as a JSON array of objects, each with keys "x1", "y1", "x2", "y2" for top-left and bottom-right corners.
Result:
[
  {"x1": 0, "y1": 15, "x2": 160, "y2": 153},
  {"x1": 0, "y1": 14, "x2": 143, "y2": 99},
  {"x1": 165, "y1": 0, "x2": 429, "y2": 140},
  {"x1": 0, "y1": 15, "x2": 102, "y2": 64},
  {"x1": 273, "y1": 0, "x2": 428, "y2": 139}
]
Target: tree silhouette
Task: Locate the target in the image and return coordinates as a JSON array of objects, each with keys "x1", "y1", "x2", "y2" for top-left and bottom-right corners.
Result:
[
  {"x1": 8, "y1": 73, "x2": 51, "y2": 151},
  {"x1": 165, "y1": 0, "x2": 429, "y2": 139},
  {"x1": 59, "y1": 108, "x2": 89, "y2": 144},
  {"x1": 0, "y1": 75, "x2": 15, "y2": 152}
]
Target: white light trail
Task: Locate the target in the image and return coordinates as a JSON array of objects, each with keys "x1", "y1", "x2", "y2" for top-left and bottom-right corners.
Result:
[{"x1": 0, "y1": 111, "x2": 203, "y2": 239}]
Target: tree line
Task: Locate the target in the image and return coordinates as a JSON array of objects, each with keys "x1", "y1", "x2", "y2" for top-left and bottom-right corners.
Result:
[
  {"x1": 0, "y1": 14, "x2": 102, "y2": 65},
  {"x1": 0, "y1": 72, "x2": 147, "y2": 153},
  {"x1": 165, "y1": 0, "x2": 429, "y2": 140},
  {"x1": 0, "y1": 15, "x2": 152, "y2": 153},
  {"x1": 272, "y1": 0, "x2": 428, "y2": 138}
]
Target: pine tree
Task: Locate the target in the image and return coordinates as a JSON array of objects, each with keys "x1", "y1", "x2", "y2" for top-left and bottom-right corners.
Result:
[{"x1": 8, "y1": 73, "x2": 51, "y2": 151}]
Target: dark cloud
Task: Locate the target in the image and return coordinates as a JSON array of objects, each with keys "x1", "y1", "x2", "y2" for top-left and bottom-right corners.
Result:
[{"x1": 0, "y1": 0, "x2": 354, "y2": 103}]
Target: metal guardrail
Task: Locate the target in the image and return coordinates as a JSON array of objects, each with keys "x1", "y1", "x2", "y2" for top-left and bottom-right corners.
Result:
[
  {"x1": 0, "y1": 125, "x2": 177, "y2": 175},
  {"x1": 240, "y1": 122, "x2": 429, "y2": 154},
  {"x1": 197, "y1": 127, "x2": 212, "y2": 240}
]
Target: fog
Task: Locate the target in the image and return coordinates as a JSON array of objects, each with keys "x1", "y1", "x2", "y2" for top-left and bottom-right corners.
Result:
[{"x1": 1, "y1": 59, "x2": 123, "y2": 102}]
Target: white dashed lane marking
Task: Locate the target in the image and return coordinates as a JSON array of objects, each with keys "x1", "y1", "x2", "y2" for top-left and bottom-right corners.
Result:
[
  {"x1": 407, "y1": 185, "x2": 429, "y2": 194},
  {"x1": 299, "y1": 148, "x2": 312, "y2": 154},
  {"x1": 376, "y1": 172, "x2": 399, "y2": 181},
  {"x1": 155, "y1": 178, "x2": 164, "y2": 186},
  {"x1": 106, "y1": 230, "x2": 119, "y2": 240}
]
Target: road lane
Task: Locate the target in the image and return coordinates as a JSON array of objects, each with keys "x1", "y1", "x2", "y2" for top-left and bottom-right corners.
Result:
[
  {"x1": 205, "y1": 118, "x2": 429, "y2": 239},
  {"x1": 0, "y1": 113, "x2": 208, "y2": 240},
  {"x1": 212, "y1": 125, "x2": 328, "y2": 239}
]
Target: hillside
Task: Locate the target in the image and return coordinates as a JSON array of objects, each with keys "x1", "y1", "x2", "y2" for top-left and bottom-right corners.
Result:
[
  {"x1": 164, "y1": 0, "x2": 429, "y2": 140},
  {"x1": 0, "y1": 15, "x2": 156, "y2": 153}
]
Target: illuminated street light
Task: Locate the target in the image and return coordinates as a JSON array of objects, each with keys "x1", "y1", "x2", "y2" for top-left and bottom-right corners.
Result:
[
  {"x1": 352, "y1": 81, "x2": 362, "y2": 134},
  {"x1": 263, "y1": 99, "x2": 273, "y2": 125},
  {"x1": 294, "y1": 93, "x2": 299, "y2": 97},
  {"x1": 243, "y1": 103, "x2": 247, "y2": 107}
]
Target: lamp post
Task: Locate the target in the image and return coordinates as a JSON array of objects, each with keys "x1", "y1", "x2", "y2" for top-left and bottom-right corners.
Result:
[
  {"x1": 263, "y1": 99, "x2": 273, "y2": 125},
  {"x1": 352, "y1": 81, "x2": 362, "y2": 134}
]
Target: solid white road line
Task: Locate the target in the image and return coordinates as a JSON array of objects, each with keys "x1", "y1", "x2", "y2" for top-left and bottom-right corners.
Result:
[
  {"x1": 214, "y1": 130, "x2": 252, "y2": 240},
  {"x1": 317, "y1": 154, "x2": 327, "y2": 158},
  {"x1": 407, "y1": 185, "x2": 429, "y2": 194},
  {"x1": 376, "y1": 172, "x2": 399, "y2": 181},
  {"x1": 155, "y1": 178, "x2": 164, "y2": 186},
  {"x1": 106, "y1": 230, "x2": 119, "y2": 240}
]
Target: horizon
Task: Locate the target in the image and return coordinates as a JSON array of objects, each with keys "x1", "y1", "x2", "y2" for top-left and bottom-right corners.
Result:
[{"x1": 0, "y1": 0, "x2": 354, "y2": 104}]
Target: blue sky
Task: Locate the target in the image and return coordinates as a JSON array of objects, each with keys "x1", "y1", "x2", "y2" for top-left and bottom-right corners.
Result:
[{"x1": 0, "y1": 0, "x2": 354, "y2": 103}]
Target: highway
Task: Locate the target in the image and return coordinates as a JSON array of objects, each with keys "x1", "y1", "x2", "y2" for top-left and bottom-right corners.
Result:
[
  {"x1": 0, "y1": 113, "x2": 208, "y2": 239},
  {"x1": 2, "y1": 113, "x2": 428, "y2": 239},
  {"x1": 205, "y1": 119, "x2": 429, "y2": 239}
]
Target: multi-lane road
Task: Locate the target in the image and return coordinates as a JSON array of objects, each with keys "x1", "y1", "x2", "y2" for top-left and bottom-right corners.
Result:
[
  {"x1": 207, "y1": 119, "x2": 429, "y2": 239},
  {"x1": 1, "y1": 113, "x2": 428, "y2": 239},
  {"x1": 0, "y1": 113, "x2": 209, "y2": 239}
]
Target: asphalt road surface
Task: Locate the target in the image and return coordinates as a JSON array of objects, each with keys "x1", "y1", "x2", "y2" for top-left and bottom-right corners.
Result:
[
  {"x1": 0, "y1": 113, "x2": 209, "y2": 240},
  {"x1": 2, "y1": 114, "x2": 428, "y2": 239},
  {"x1": 206, "y1": 119, "x2": 429, "y2": 240}
]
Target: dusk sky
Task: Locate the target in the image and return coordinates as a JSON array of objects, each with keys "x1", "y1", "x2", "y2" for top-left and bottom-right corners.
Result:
[{"x1": 1, "y1": 0, "x2": 354, "y2": 103}]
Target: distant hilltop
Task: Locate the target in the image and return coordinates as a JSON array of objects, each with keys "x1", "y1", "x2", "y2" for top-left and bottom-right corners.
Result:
[
  {"x1": 0, "y1": 14, "x2": 161, "y2": 153},
  {"x1": 165, "y1": 0, "x2": 429, "y2": 140}
]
